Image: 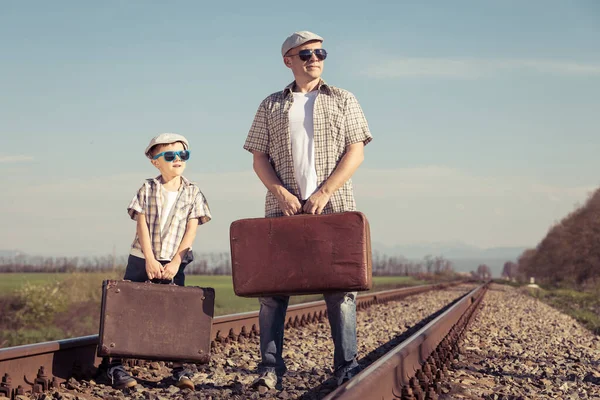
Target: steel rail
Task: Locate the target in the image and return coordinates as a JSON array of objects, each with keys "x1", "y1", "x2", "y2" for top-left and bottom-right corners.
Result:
[
  {"x1": 0, "y1": 282, "x2": 456, "y2": 398},
  {"x1": 323, "y1": 283, "x2": 487, "y2": 400}
]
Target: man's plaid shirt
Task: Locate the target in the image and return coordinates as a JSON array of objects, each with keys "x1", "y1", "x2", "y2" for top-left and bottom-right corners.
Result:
[
  {"x1": 244, "y1": 80, "x2": 372, "y2": 217},
  {"x1": 127, "y1": 175, "x2": 211, "y2": 261}
]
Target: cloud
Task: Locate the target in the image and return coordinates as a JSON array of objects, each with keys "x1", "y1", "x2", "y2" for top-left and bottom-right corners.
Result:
[
  {"x1": 0, "y1": 155, "x2": 34, "y2": 163},
  {"x1": 0, "y1": 170, "x2": 267, "y2": 256},
  {"x1": 349, "y1": 166, "x2": 595, "y2": 248},
  {"x1": 362, "y1": 58, "x2": 600, "y2": 79},
  {"x1": 353, "y1": 166, "x2": 595, "y2": 201},
  {"x1": 1, "y1": 166, "x2": 596, "y2": 255}
]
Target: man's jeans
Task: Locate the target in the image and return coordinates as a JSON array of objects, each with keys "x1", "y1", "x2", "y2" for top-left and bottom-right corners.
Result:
[{"x1": 257, "y1": 291, "x2": 359, "y2": 377}]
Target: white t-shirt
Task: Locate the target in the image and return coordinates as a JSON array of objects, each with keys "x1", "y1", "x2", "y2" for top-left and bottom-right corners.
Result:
[
  {"x1": 130, "y1": 188, "x2": 180, "y2": 260},
  {"x1": 289, "y1": 91, "x2": 318, "y2": 200},
  {"x1": 160, "y1": 190, "x2": 179, "y2": 232}
]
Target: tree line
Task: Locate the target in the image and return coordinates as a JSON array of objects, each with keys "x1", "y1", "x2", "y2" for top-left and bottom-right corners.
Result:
[
  {"x1": 0, "y1": 252, "x2": 232, "y2": 275},
  {"x1": 501, "y1": 187, "x2": 600, "y2": 288},
  {"x1": 0, "y1": 252, "x2": 459, "y2": 277}
]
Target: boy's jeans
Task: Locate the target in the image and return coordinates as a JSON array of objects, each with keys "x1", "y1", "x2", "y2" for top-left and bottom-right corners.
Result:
[
  {"x1": 123, "y1": 255, "x2": 188, "y2": 286},
  {"x1": 257, "y1": 292, "x2": 358, "y2": 378}
]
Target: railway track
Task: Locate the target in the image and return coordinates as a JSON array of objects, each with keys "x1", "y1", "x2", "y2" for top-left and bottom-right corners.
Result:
[{"x1": 0, "y1": 282, "x2": 485, "y2": 399}]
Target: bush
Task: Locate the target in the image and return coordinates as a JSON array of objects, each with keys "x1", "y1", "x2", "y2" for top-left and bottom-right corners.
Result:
[
  {"x1": 1, "y1": 272, "x2": 122, "y2": 347},
  {"x1": 12, "y1": 280, "x2": 68, "y2": 327}
]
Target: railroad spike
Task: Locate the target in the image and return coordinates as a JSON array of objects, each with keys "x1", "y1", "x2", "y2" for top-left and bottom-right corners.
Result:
[
  {"x1": 0, "y1": 373, "x2": 11, "y2": 399},
  {"x1": 417, "y1": 369, "x2": 430, "y2": 392},
  {"x1": 410, "y1": 376, "x2": 424, "y2": 400},
  {"x1": 401, "y1": 385, "x2": 416, "y2": 400},
  {"x1": 425, "y1": 386, "x2": 438, "y2": 400},
  {"x1": 423, "y1": 362, "x2": 433, "y2": 380}
]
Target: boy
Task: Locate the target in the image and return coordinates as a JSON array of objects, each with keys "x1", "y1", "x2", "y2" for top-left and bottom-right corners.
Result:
[{"x1": 99, "y1": 132, "x2": 212, "y2": 390}]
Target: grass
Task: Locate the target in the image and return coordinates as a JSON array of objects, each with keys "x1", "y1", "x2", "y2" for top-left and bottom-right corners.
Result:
[
  {"x1": 539, "y1": 287, "x2": 600, "y2": 335},
  {"x1": 0, "y1": 273, "x2": 71, "y2": 295},
  {"x1": 507, "y1": 282, "x2": 600, "y2": 335}
]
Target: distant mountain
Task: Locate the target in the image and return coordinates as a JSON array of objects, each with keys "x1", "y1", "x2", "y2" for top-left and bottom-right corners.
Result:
[
  {"x1": 372, "y1": 241, "x2": 527, "y2": 277},
  {"x1": 0, "y1": 249, "x2": 22, "y2": 258}
]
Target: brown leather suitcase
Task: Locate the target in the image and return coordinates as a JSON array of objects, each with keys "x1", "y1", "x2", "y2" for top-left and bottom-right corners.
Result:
[
  {"x1": 97, "y1": 280, "x2": 214, "y2": 363},
  {"x1": 230, "y1": 211, "x2": 372, "y2": 297}
]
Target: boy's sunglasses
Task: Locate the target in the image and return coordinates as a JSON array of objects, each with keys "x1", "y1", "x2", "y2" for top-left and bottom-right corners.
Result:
[
  {"x1": 287, "y1": 48, "x2": 327, "y2": 62},
  {"x1": 153, "y1": 150, "x2": 190, "y2": 162}
]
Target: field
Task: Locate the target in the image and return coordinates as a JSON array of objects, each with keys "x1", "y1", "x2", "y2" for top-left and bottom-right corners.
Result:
[
  {"x1": 0, "y1": 273, "x2": 425, "y2": 348},
  {"x1": 0, "y1": 273, "x2": 423, "y2": 315}
]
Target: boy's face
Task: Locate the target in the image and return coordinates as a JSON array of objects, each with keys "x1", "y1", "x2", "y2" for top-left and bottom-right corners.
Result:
[{"x1": 150, "y1": 142, "x2": 187, "y2": 177}]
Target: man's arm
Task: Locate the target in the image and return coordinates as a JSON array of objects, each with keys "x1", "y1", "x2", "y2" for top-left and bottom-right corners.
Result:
[
  {"x1": 136, "y1": 214, "x2": 163, "y2": 280},
  {"x1": 252, "y1": 151, "x2": 303, "y2": 216},
  {"x1": 162, "y1": 218, "x2": 199, "y2": 280},
  {"x1": 303, "y1": 142, "x2": 365, "y2": 214}
]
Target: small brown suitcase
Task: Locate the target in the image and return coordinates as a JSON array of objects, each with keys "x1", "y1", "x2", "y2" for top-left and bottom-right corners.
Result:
[
  {"x1": 230, "y1": 211, "x2": 372, "y2": 297},
  {"x1": 97, "y1": 280, "x2": 214, "y2": 363}
]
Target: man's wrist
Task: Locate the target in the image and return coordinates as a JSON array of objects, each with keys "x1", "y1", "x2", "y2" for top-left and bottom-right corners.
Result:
[
  {"x1": 318, "y1": 185, "x2": 333, "y2": 196},
  {"x1": 272, "y1": 185, "x2": 289, "y2": 200}
]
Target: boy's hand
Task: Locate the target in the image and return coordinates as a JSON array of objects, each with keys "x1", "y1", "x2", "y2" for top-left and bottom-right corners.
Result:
[
  {"x1": 145, "y1": 258, "x2": 163, "y2": 280},
  {"x1": 161, "y1": 261, "x2": 180, "y2": 281}
]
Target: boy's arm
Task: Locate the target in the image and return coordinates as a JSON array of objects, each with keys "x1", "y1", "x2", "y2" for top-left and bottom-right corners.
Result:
[
  {"x1": 136, "y1": 213, "x2": 163, "y2": 280},
  {"x1": 162, "y1": 218, "x2": 199, "y2": 280}
]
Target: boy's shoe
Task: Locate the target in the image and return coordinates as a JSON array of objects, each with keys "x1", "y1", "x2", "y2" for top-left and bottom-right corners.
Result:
[
  {"x1": 251, "y1": 370, "x2": 277, "y2": 390},
  {"x1": 336, "y1": 367, "x2": 359, "y2": 387},
  {"x1": 99, "y1": 365, "x2": 137, "y2": 390},
  {"x1": 172, "y1": 367, "x2": 194, "y2": 390}
]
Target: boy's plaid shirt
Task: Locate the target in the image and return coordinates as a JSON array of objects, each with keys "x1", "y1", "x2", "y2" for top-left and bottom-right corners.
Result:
[
  {"x1": 244, "y1": 80, "x2": 372, "y2": 217},
  {"x1": 127, "y1": 175, "x2": 211, "y2": 261}
]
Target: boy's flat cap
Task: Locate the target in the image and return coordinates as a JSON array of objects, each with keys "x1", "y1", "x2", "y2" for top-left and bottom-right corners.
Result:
[
  {"x1": 145, "y1": 133, "x2": 189, "y2": 159},
  {"x1": 281, "y1": 31, "x2": 324, "y2": 57}
]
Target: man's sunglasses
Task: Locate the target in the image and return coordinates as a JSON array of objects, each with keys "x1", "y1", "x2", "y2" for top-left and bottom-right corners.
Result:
[
  {"x1": 153, "y1": 150, "x2": 191, "y2": 162},
  {"x1": 287, "y1": 48, "x2": 327, "y2": 62}
]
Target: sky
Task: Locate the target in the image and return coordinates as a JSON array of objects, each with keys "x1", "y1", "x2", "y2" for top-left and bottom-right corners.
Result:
[{"x1": 1, "y1": 1, "x2": 599, "y2": 258}]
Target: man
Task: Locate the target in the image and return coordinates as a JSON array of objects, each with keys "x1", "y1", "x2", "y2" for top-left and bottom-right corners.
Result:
[{"x1": 243, "y1": 30, "x2": 372, "y2": 389}]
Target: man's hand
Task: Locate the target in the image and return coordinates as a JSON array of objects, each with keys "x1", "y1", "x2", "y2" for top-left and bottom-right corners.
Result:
[
  {"x1": 303, "y1": 190, "x2": 331, "y2": 214},
  {"x1": 161, "y1": 260, "x2": 181, "y2": 281},
  {"x1": 145, "y1": 258, "x2": 163, "y2": 280},
  {"x1": 276, "y1": 190, "x2": 303, "y2": 216}
]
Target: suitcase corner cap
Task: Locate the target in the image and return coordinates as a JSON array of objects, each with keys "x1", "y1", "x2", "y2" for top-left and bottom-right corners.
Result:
[{"x1": 106, "y1": 280, "x2": 118, "y2": 290}]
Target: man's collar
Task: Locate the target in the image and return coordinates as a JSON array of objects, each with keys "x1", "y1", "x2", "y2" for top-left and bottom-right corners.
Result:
[{"x1": 283, "y1": 79, "x2": 330, "y2": 95}]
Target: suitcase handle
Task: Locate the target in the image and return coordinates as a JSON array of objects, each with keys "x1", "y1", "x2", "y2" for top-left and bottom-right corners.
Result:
[{"x1": 145, "y1": 279, "x2": 175, "y2": 285}]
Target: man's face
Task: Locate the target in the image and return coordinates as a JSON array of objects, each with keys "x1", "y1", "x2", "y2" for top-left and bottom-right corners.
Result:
[{"x1": 284, "y1": 40, "x2": 324, "y2": 81}]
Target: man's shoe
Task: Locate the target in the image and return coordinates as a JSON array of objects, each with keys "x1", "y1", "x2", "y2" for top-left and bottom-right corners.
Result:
[
  {"x1": 172, "y1": 367, "x2": 194, "y2": 390},
  {"x1": 100, "y1": 365, "x2": 137, "y2": 390},
  {"x1": 252, "y1": 370, "x2": 277, "y2": 390}
]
